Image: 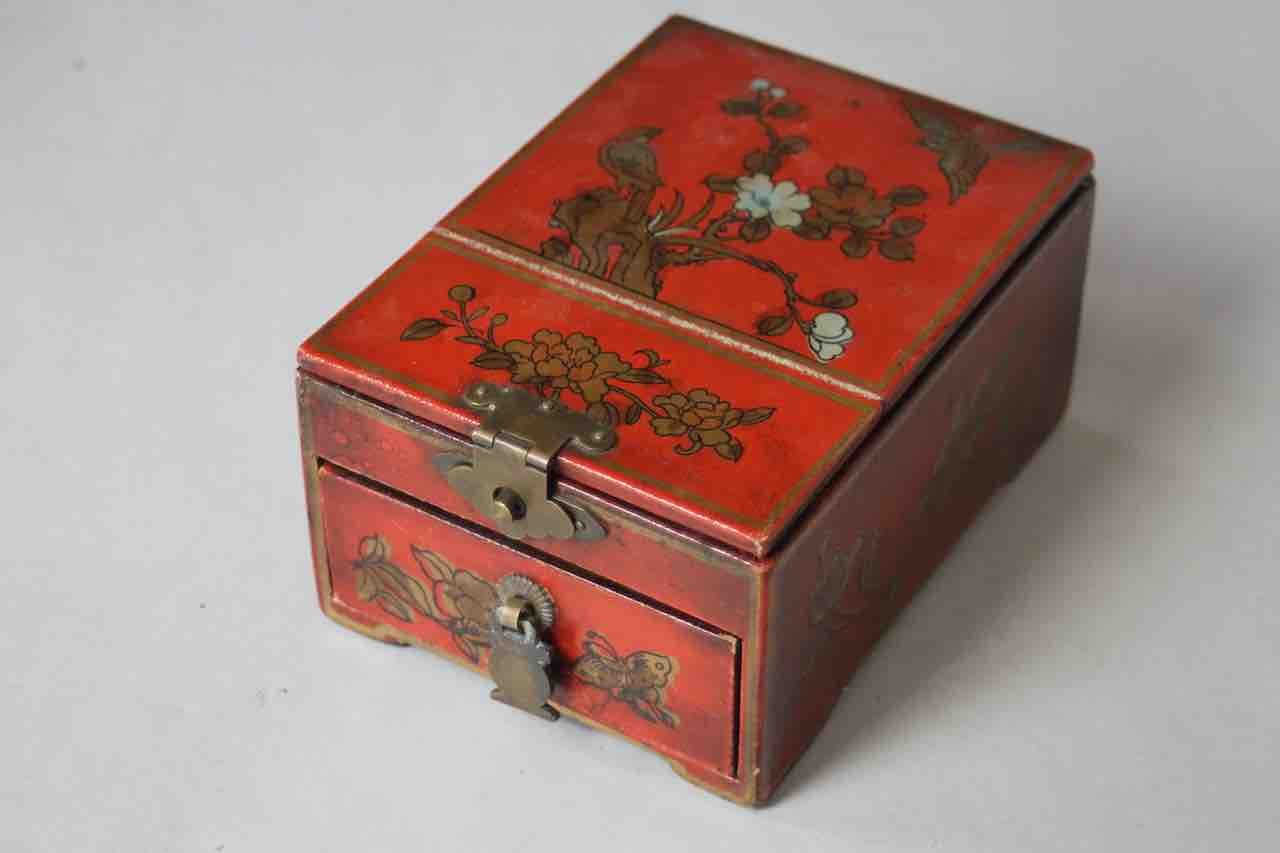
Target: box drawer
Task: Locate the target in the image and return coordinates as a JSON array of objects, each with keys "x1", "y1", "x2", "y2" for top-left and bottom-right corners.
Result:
[{"x1": 316, "y1": 464, "x2": 740, "y2": 777}]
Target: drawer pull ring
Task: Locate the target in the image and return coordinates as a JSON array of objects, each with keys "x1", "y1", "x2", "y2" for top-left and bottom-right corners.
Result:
[{"x1": 487, "y1": 575, "x2": 559, "y2": 721}]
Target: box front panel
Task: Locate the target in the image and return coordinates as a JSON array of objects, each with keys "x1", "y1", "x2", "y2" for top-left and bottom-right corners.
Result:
[
  {"x1": 317, "y1": 464, "x2": 741, "y2": 778},
  {"x1": 757, "y1": 181, "x2": 1095, "y2": 799}
]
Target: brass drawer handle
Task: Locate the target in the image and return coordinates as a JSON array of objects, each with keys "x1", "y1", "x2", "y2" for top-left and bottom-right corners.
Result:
[{"x1": 487, "y1": 575, "x2": 559, "y2": 721}]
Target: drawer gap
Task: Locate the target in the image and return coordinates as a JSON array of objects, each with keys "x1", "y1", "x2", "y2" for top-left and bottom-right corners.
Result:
[{"x1": 318, "y1": 457, "x2": 738, "y2": 641}]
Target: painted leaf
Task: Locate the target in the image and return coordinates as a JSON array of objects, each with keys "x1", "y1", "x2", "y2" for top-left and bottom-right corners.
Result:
[
  {"x1": 375, "y1": 593, "x2": 412, "y2": 622},
  {"x1": 841, "y1": 231, "x2": 871, "y2": 259},
  {"x1": 395, "y1": 571, "x2": 435, "y2": 620},
  {"x1": 738, "y1": 407, "x2": 775, "y2": 426},
  {"x1": 880, "y1": 237, "x2": 916, "y2": 261},
  {"x1": 705, "y1": 175, "x2": 738, "y2": 193},
  {"x1": 890, "y1": 216, "x2": 926, "y2": 237},
  {"x1": 412, "y1": 546, "x2": 454, "y2": 582},
  {"x1": 369, "y1": 563, "x2": 425, "y2": 618},
  {"x1": 742, "y1": 149, "x2": 780, "y2": 176},
  {"x1": 819, "y1": 289, "x2": 858, "y2": 309},
  {"x1": 453, "y1": 634, "x2": 482, "y2": 665},
  {"x1": 400, "y1": 318, "x2": 448, "y2": 341},
  {"x1": 619, "y1": 368, "x2": 667, "y2": 384},
  {"x1": 767, "y1": 101, "x2": 804, "y2": 118},
  {"x1": 792, "y1": 220, "x2": 830, "y2": 240},
  {"x1": 777, "y1": 135, "x2": 808, "y2": 154},
  {"x1": 888, "y1": 185, "x2": 927, "y2": 206},
  {"x1": 624, "y1": 402, "x2": 643, "y2": 425},
  {"x1": 756, "y1": 314, "x2": 793, "y2": 336},
  {"x1": 471, "y1": 351, "x2": 515, "y2": 370},
  {"x1": 355, "y1": 568, "x2": 377, "y2": 602},
  {"x1": 720, "y1": 96, "x2": 760, "y2": 116},
  {"x1": 714, "y1": 438, "x2": 744, "y2": 461},
  {"x1": 826, "y1": 165, "x2": 866, "y2": 189},
  {"x1": 633, "y1": 347, "x2": 663, "y2": 367},
  {"x1": 740, "y1": 218, "x2": 771, "y2": 243}
]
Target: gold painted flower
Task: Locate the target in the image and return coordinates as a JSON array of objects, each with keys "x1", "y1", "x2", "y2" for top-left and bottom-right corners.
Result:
[
  {"x1": 651, "y1": 388, "x2": 744, "y2": 455},
  {"x1": 503, "y1": 329, "x2": 632, "y2": 403},
  {"x1": 436, "y1": 569, "x2": 499, "y2": 632},
  {"x1": 810, "y1": 182, "x2": 895, "y2": 229}
]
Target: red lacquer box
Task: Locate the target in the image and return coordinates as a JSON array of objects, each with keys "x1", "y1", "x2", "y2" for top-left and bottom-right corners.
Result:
[{"x1": 298, "y1": 16, "x2": 1095, "y2": 805}]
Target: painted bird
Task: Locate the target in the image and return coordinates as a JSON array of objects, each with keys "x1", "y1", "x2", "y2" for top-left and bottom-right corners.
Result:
[
  {"x1": 599, "y1": 126, "x2": 664, "y2": 191},
  {"x1": 903, "y1": 99, "x2": 1052, "y2": 204}
]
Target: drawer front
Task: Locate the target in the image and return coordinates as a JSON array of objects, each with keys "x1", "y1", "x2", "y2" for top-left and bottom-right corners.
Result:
[{"x1": 317, "y1": 464, "x2": 740, "y2": 777}]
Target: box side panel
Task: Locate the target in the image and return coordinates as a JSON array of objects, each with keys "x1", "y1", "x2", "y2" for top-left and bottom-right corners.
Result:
[{"x1": 756, "y1": 180, "x2": 1096, "y2": 801}]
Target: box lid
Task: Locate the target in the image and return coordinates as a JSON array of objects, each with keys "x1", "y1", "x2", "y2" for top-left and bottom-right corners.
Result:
[{"x1": 299, "y1": 16, "x2": 1092, "y2": 558}]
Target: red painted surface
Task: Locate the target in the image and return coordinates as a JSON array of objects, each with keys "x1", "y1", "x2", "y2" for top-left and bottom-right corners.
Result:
[
  {"x1": 296, "y1": 16, "x2": 1097, "y2": 804},
  {"x1": 443, "y1": 16, "x2": 1093, "y2": 399},
  {"x1": 318, "y1": 465, "x2": 740, "y2": 778},
  {"x1": 298, "y1": 16, "x2": 1090, "y2": 554},
  {"x1": 301, "y1": 237, "x2": 876, "y2": 556}
]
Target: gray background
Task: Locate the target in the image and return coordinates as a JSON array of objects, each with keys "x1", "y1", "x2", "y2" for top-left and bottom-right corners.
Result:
[{"x1": 3, "y1": 2, "x2": 1277, "y2": 850}]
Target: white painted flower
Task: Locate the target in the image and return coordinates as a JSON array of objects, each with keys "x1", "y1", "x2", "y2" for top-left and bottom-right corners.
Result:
[
  {"x1": 807, "y1": 312, "x2": 854, "y2": 362},
  {"x1": 769, "y1": 86, "x2": 787, "y2": 99},
  {"x1": 749, "y1": 78, "x2": 771, "y2": 91},
  {"x1": 734, "y1": 174, "x2": 812, "y2": 229}
]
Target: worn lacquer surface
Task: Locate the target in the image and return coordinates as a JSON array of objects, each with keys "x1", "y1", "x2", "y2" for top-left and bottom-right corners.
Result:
[{"x1": 757, "y1": 182, "x2": 1095, "y2": 800}]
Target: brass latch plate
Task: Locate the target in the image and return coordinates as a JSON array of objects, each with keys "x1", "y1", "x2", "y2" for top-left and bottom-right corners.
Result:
[{"x1": 433, "y1": 382, "x2": 614, "y2": 541}]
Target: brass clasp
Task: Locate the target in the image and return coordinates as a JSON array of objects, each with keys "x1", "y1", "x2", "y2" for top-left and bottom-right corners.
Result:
[{"x1": 433, "y1": 382, "x2": 614, "y2": 541}]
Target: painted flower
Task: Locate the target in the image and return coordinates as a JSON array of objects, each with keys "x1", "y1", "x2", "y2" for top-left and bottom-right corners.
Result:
[
  {"x1": 807, "y1": 312, "x2": 854, "y2": 362},
  {"x1": 436, "y1": 569, "x2": 498, "y2": 632},
  {"x1": 811, "y1": 183, "x2": 895, "y2": 229},
  {"x1": 749, "y1": 78, "x2": 771, "y2": 92},
  {"x1": 734, "y1": 174, "x2": 812, "y2": 229},
  {"x1": 503, "y1": 329, "x2": 632, "y2": 403},
  {"x1": 651, "y1": 388, "x2": 744, "y2": 458},
  {"x1": 769, "y1": 86, "x2": 787, "y2": 99}
]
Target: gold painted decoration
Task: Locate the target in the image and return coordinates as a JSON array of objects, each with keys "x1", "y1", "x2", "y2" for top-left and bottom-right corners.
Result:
[
  {"x1": 903, "y1": 98, "x2": 1051, "y2": 204},
  {"x1": 572, "y1": 630, "x2": 680, "y2": 728},
  {"x1": 401, "y1": 284, "x2": 776, "y2": 461},
  {"x1": 531, "y1": 80, "x2": 930, "y2": 362},
  {"x1": 351, "y1": 535, "x2": 497, "y2": 664},
  {"x1": 802, "y1": 531, "x2": 895, "y2": 679}
]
